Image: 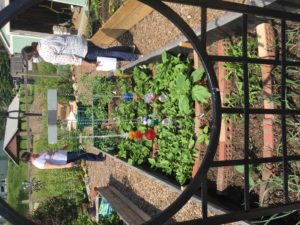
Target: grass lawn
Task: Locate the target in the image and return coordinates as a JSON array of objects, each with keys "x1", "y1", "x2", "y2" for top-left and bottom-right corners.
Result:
[
  {"x1": 31, "y1": 135, "x2": 86, "y2": 205},
  {"x1": 6, "y1": 160, "x2": 29, "y2": 215}
]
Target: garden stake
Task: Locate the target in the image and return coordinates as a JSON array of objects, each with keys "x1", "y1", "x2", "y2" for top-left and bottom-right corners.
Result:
[{"x1": 79, "y1": 133, "x2": 129, "y2": 139}]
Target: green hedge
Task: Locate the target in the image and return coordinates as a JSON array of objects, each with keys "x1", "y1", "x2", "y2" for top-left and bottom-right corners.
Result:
[
  {"x1": 20, "y1": 121, "x2": 27, "y2": 131},
  {"x1": 20, "y1": 140, "x2": 28, "y2": 149}
]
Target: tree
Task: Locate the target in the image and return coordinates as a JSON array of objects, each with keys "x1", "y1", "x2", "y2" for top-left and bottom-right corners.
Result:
[
  {"x1": 0, "y1": 53, "x2": 13, "y2": 105},
  {"x1": 0, "y1": 52, "x2": 13, "y2": 138}
]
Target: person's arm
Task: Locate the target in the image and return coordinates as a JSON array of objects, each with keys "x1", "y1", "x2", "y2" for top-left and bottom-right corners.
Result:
[
  {"x1": 39, "y1": 44, "x2": 83, "y2": 65},
  {"x1": 46, "y1": 54, "x2": 97, "y2": 68},
  {"x1": 81, "y1": 60, "x2": 98, "y2": 68},
  {"x1": 40, "y1": 45, "x2": 99, "y2": 68},
  {"x1": 42, "y1": 162, "x2": 74, "y2": 169}
]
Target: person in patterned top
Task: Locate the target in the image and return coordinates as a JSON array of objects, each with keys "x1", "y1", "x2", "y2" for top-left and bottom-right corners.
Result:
[{"x1": 21, "y1": 34, "x2": 138, "y2": 68}]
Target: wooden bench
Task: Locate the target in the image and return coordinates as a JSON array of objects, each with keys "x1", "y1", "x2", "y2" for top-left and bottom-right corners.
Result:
[{"x1": 96, "y1": 186, "x2": 151, "y2": 225}]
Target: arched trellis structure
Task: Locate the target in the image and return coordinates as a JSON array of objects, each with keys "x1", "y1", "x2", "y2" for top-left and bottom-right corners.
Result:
[
  {"x1": 1, "y1": 0, "x2": 300, "y2": 224},
  {"x1": 138, "y1": 0, "x2": 300, "y2": 225}
]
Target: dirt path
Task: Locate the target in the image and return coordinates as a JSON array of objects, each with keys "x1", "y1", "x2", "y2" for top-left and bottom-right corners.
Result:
[{"x1": 28, "y1": 96, "x2": 44, "y2": 137}]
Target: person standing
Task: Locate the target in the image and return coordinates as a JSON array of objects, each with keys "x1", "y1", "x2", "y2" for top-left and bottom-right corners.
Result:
[
  {"x1": 21, "y1": 34, "x2": 138, "y2": 68},
  {"x1": 21, "y1": 150, "x2": 106, "y2": 169}
]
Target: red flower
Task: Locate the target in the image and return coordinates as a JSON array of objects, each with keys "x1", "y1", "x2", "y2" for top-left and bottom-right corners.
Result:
[
  {"x1": 144, "y1": 129, "x2": 156, "y2": 140},
  {"x1": 134, "y1": 131, "x2": 143, "y2": 140}
]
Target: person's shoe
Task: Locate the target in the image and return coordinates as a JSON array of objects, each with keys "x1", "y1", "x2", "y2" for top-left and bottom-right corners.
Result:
[
  {"x1": 131, "y1": 44, "x2": 136, "y2": 53},
  {"x1": 78, "y1": 144, "x2": 85, "y2": 151},
  {"x1": 97, "y1": 152, "x2": 106, "y2": 161}
]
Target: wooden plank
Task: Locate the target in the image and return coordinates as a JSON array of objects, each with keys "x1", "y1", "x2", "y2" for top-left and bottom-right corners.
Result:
[
  {"x1": 91, "y1": 0, "x2": 153, "y2": 46},
  {"x1": 99, "y1": 187, "x2": 139, "y2": 225},
  {"x1": 179, "y1": 41, "x2": 193, "y2": 49},
  {"x1": 110, "y1": 186, "x2": 151, "y2": 222},
  {"x1": 98, "y1": 187, "x2": 148, "y2": 225}
]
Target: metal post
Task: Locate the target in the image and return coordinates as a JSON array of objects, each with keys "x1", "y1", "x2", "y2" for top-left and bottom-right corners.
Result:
[
  {"x1": 17, "y1": 72, "x2": 60, "y2": 79},
  {"x1": 0, "y1": 198, "x2": 35, "y2": 225}
]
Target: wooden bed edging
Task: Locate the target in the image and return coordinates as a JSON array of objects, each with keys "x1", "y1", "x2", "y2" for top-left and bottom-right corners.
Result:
[
  {"x1": 97, "y1": 186, "x2": 150, "y2": 225},
  {"x1": 91, "y1": 0, "x2": 153, "y2": 46}
]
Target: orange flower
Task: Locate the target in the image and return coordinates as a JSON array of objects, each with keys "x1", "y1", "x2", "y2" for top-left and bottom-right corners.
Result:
[{"x1": 128, "y1": 131, "x2": 135, "y2": 139}]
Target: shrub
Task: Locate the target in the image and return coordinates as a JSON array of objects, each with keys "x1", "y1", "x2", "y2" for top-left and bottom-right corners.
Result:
[
  {"x1": 20, "y1": 122, "x2": 27, "y2": 131},
  {"x1": 32, "y1": 196, "x2": 78, "y2": 225},
  {"x1": 56, "y1": 65, "x2": 71, "y2": 77},
  {"x1": 36, "y1": 61, "x2": 57, "y2": 74},
  {"x1": 19, "y1": 140, "x2": 28, "y2": 150}
]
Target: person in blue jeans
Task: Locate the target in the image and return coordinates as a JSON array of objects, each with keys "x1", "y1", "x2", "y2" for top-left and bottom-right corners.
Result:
[
  {"x1": 21, "y1": 34, "x2": 138, "y2": 68},
  {"x1": 85, "y1": 41, "x2": 137, "y2": 62},
  {"x1": 21, "y1": 150, "x2": 106, "y2": 169}
]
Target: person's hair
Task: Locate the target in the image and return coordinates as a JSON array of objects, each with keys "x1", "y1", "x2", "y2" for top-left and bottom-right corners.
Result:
[
  {"x1": 21, "y1": 42, "x2": 38, "y2": 61},
  {"x1": 21, "y1": 152, "x2": 32, "y2": 163}
]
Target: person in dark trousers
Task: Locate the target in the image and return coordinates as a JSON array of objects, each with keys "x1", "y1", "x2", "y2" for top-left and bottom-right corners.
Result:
[
  {"x1": 21, "y1": 34, "x2": 138, "y2": 68},
  {"x1": 21, "y1": 149, "x2": 106, "y2": 169}
]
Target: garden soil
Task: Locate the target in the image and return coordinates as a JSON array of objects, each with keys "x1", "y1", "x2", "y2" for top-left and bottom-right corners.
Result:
[{"x1": 72, "y1": 0, "x2": 259, "y2": 223}]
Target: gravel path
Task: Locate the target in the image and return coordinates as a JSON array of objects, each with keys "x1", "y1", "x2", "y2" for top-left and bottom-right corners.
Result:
[
  {"x1": 113, "y1": 0, "x2": 249, "y2": 54},
  {"x1": 86, "y1": 145, "x2": 204, "y2": 222}
]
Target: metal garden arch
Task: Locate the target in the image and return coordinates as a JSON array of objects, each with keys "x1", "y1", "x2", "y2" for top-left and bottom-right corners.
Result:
[{"x1": 1, "y1": 0, "x2": 300, "y2": 224}]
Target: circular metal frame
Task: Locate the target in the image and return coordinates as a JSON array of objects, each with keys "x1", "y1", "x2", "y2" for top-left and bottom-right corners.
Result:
[{"x1": 2, "y1": 0, "x2": 300, "y2": 224}]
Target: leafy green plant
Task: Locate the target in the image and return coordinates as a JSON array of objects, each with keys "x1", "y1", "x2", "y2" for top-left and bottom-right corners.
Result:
[
  {"x1": 223, "y1": 38, "x2": 262, "y2": 110},
  {"x1": 98, "y1": 212, "x2": 125, "y2": 225},
  {"x1": 73, "y1": 213, "x2": 99, "y2": 225},
  {"x1": 108, "y1": 0, "x2": 124, "y2": 15},
  {"x1": 253, "y1": 210, "x2": 297, "y2": 225},
  {"x1": 192, "y1": 85, "x2": 211, "y2": 104},
  {"x1": 270, "y1": 65, "x2": 300, "y2": 110},
  {"x1": 36, "y1": 61, "x2": 57, "y2": 74},
  {"x1": 234, "y1": 165, "x2": 256, "y2": 188},
  {"x1": 197, "y1": 125, "x2": 209, "y2": 145},
  {"x1": 124, "y1": 53, "x2": 211, "y2": 184},
  {"x1": 73, "y1": 212, "x2": 125, "y2": 225},
  {"x1": 88, "y1": 52, "x2": 211, "y2": 185},
  {"x1": 254, "y1": 174, "x2": 300, "y2": 206},
  {"x1": 286, "y1": 118, "x2": 300, "y2": 143}
]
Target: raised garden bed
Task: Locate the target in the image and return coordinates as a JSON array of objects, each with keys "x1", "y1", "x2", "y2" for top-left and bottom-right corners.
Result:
[
  {"x1": 86, "y1": 52, "x2": 210, "y2": 186},
  {"x1": 77, "y1": 2, "x2": 300, "y2": 223}
]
